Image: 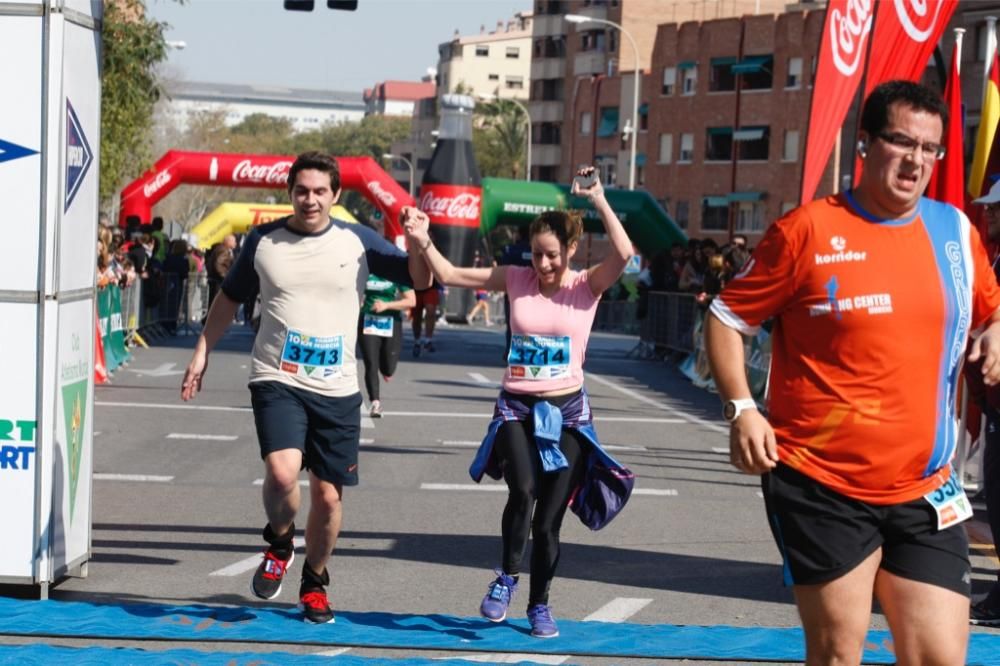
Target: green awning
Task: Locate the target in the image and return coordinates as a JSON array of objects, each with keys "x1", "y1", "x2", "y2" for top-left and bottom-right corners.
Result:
[
  {"x1": 711, "y1": 56, "x2": 738, "y2": 66},
  {"x1": 635, "y1": 153, "x2": 647, "y2": 167},
  {"x1": 638, "y1": 103, "x2": 648, "y2": 115},
  {"x1": 707, "y1": 127, "x2": 733, "y2": 136},
  {"x1": 732, "y1": 55, "x2": 773, "y2": 74},
  {"x1": 596, "y1": 107, "x2": 619, "y2": 138},
  {"x1": 703, "y1": 196, "x2": 729, "y2": 207},
  {"x1": 728, "y1": 191, "x2": 765, "y2": 202},
  {"x1": 677, "y1": 60, "x2": 697, "y2": 70}
]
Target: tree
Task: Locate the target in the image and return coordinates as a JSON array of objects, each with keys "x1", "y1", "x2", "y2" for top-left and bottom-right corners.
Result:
[
  {"x1": 473, "y1": 98, "x2": 527, "y2": 180},
  {"x1": 100, "y1": 0, "x2": 171, "y2": 210}
]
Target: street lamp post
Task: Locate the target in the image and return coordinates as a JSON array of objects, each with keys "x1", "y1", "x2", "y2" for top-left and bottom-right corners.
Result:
[
  {"x1": 565, "y1": 14, "x2": 641, "y2": 190},
  {"x1": 476, "y1": 94, "x2": 532, "y2": 180},
  {"x1": 382, "y1": 153, "x2": 415, "y2": 198}
]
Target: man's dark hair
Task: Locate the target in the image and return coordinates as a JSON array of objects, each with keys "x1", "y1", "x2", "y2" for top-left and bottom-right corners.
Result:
[
  {"x1": 152, "y1": 216, "x2": 164, "y2": 231},
  {"x1": 860, "y1": 80, "x2": 948, "y2": 137},
  {"x1": 287, "y1": 151, "x2": 340, "y2": 192}
]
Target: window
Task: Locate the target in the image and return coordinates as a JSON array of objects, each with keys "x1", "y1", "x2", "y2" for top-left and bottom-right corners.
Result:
[
  {"x1": 639, "y1": 103, "x2": 648, "y2": 131},
  {"x1": 702, "y1": 197, "x2": 730, "y2": 231},
  {"x1": 596, "y1": 107, "x2": 619, "y2": 138},
  {"x1": 662, "y1": 67, "x2": 676, "y2": 95},
  {"x1": 706, "y1": 127, "x2": 733, "y2": 161},
  {"x1": 783, "y1": 129, "x2": 799, "y2": 161},
  {"x1": 580, "y1": 111, "x2": 592, "y2": 135},
  {"x1": 675, "y1": 200, "x2": 690, "y2": 229},
  {"x1": 506, "y1": 47, "x2": 520, "y2": 59},
  {"x1": 679, "y1": 133, "x2": 694, "y2": 162},
  {"x1": 735, "y1": 126, "x2": 769, "y2": 160},
  {"x1": 488, "y1": 73, "x2": 499, "y2": 81},
  {"x1": 582, "y1": 30, "x2": 607, "y2": 52},
  {"x1": 658, "y1": 133, "x2": 673, "y2": 164},
  {"x1": 682, "y1": 66, "x2": 697, "y2": 95},
  {"x1": 534, "y1": 122, "x2": 561, "y2": 145},
  {"x1": 978, "y1": 23, "x2": 992, "y2": 62},
  {"x1": 476, "y1": 45, "x2": 489, "y2": 57},
  {"x1": 786, "y1": 57, "x2": 803, "y2": 88},
  {"x1": 533, "y1": 36, "x2": 566, "y2": 58},
  {"x1": 505, "y1": 76, "x2": 524, "y2": 90},
  {"x1": 599, "y1": 160, "x2": 617, "y2": 186},
  {"x1": 735, "y1": 202, "x2": 766, "y2": 232},
  {"x1": 709, "y1": 57, "x2": 737, "y2": 92},
  {"x1": 736, "y1": 55, "x2": 773, "y2": 90}
]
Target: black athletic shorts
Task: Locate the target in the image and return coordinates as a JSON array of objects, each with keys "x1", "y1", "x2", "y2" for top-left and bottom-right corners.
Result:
[
  {"x1": 249, "y1": 380, "x2": 362, "y2": 486},
  {"x1": 761, "y1": 463, "x2": 970, "y2": 596}
]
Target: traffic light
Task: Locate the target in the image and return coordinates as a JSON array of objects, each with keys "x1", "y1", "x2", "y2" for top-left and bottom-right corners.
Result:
[{"x1": 284, "y1": 0, "x2": 358, "y2": 10}]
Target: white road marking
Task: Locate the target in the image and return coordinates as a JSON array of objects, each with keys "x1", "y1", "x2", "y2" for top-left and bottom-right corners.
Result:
[
  {"x1": 440, "y1": 440, "x2": 480, "y2": 447},
  {"x1": 96, "y1": 402, "x2": 687, "y2": 425},
  {"x1": 126, "y1": 363, "x2": 184, "y2": 377},
  {"x1": 468, "y1": 372, "x2": 499, "y2": 386},
  {"x1": 93, "y1": 473, "x2": 174, "y2": 482},
  {"x1": 584, "y1": 597, "x2": 653, "y2": 622},
  {"x1": 421, "y1": 483, "x2": 507, "y2": 492},
  {"x1": 711, "y1": 447, "x2": 729, "y2": 454},
  {"x1": 97, "y1": 401, "x2": 252, "y2": 413},
  {"x1": 586, "y1": 372, "x2": 728, "y2": 433},
  {"x1": 360, "y1": 438, "x2": 374, "y2": 444},
  {"x1": 422, "y1": 483, "x2": 676, "y2": 496},
  {"x1": 253, "y1": 479, "x2": 308, "y2": 487},
  {"x1": 602, "y1": 444, "x2": 647, "y2": 451},
  {"x1": 756, "y1": 490, "x2": 764, "y2": 498},
  {"x1": 166, "y1": 433, "x2": 239, "y2": 441},
  {"x1": 209, "y1": 537, "x2": 305, "y2": 577}
]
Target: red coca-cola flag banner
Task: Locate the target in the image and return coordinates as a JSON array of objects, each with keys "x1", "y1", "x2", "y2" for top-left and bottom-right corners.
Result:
[
  {"x1": 119, "y1": 150, "x2": 414, "y2": 239},
  {"x1": 418, "y1": 184, "x2": 483, "y2": 229},
  {"x1": 800, "y1": 0, "x2": 875, "y2": 205},
  {"x1": 862, "y1": 0, "x2": 956, "y2": 98}
]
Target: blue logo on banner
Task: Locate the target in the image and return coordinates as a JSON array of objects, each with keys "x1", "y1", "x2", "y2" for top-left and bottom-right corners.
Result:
[
  {"x1": 65, "y1": 99, "x2": 93, "y2": 212},
  {"x1": 0, "y1": 139, "x2": 38, "y2": 165}
]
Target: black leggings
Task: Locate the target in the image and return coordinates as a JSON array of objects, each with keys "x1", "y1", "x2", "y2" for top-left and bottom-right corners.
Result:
[
  {"x1": 358, "y1": 320, "x2": 402, "y2": 401},
  {"x1": 495, "y1": 396, "x2": 587, "y2": 606}
]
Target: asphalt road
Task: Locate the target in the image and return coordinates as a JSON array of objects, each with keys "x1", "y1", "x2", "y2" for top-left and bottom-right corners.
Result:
[{"x1": 4, "y1": 321, "x2": 999, "y2": 664}]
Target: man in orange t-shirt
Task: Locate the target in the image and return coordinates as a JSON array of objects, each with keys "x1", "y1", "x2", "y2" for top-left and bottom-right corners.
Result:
[{"x1": 706, "y1": 81, "x2": 1000, "y2": 664}]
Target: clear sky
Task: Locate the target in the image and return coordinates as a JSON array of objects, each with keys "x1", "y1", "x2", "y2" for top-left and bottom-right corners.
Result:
[{"x1": 147, "y1": 0, "x2": 532, "y2": 93}]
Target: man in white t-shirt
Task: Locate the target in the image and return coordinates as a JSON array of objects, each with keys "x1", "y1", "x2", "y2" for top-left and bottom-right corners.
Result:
[{"x1": 181, "y1": 151, "x2": 429, "y2": 623}]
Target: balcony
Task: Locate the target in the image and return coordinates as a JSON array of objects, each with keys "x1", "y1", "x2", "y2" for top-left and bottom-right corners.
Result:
[
  {"x1": 528, "y1": 100, "x2": 564, "y2": 123},
  {"x1": 532, "y1": 14, "x2": 565, "y2": 36},
  {"x1": 578, "y1": 3, "x2": 608, "y2": 21},
  {"x1": 532, "y1": 144, "x2": 562, "y2": 166},
  {"x1": 574, "y1": 50, "x2": 606, "y2": 76},
  {"x1": 531, "y1": 58, "x2": 566, "y2": 80}
]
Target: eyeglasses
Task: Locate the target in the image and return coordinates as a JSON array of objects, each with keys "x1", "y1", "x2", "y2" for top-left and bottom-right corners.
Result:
[{"x1": 876, "y1": 131, "x2": 946, "y2": 161}]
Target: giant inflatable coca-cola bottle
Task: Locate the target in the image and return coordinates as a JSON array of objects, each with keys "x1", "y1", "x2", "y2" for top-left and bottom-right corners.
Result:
[{"x1": 419, "y1": 94, "x2": 482, "y2": 318}]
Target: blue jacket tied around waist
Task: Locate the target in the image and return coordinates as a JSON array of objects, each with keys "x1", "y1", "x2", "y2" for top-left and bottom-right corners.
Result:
[{"x1": 470, "y1": 389, "x2": 635, "y2": 530}]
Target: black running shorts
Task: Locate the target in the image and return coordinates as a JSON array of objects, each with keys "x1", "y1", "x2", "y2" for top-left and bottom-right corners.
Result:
[
  {"x1": 249, "y1": 381, "x2": 362, "y2": 486},
  {"x1": 761, "y1": 463, "x2": 970, "y2": 596}
]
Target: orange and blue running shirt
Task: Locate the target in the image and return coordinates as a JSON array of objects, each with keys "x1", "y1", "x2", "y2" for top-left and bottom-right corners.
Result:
[{"x1": 710, "y1": 193, "x2": 1000, "y2": 505}]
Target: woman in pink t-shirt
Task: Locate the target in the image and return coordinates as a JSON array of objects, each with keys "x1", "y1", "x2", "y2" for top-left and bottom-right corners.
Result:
[{"x1": 403, "y1": 167, "x2": 632, "y2": 638}]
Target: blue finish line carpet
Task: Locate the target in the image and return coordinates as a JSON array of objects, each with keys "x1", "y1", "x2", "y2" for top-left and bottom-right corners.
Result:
[{"x1": 1, "y1": 597, "x2": 1000, "y2": 664}]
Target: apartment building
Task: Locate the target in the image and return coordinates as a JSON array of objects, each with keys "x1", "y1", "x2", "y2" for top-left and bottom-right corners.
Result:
[
  {"x1": 529, "y1": 0, "x2": 790, "y2": 186},
  {"x1": 436, "y1": 13, "x2": 534, "y2": 101},
  {"x1": 363, "y1": 80, "x2": 436, "y2": 117}
]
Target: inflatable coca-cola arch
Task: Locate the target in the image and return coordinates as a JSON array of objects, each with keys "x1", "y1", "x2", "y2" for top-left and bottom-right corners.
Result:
[{"x1": 118, "y1": 150, "x2": 413, "y2": 239}]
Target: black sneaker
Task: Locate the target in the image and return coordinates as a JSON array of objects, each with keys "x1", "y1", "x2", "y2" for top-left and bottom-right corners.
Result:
[
  {"x1": 299, "y1": 564, "x2": 335, "y2": 624},
  {"x1": 250, "y1": 549, "x2": 294, "y2": 600},
  {"x1": 425, "y1": 340, "x2": 436, "y2": 353},
  {"x1": 412, "y1": 342, "x2": 422, "y2": 358},
  {"x1": 972, "y1": 597, "x2": 1000, "y2": 626}
]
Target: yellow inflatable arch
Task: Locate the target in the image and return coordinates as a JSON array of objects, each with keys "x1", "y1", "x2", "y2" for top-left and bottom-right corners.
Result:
[{"x1": 188, "y1": 202, "x2": 358, "y2": 249}]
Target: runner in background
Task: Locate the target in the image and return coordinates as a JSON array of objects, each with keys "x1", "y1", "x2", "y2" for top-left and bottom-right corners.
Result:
[
  {"x1": 359, "y1": 274, "x2": 415, "y2": 417},
  {"x1": 403, "y1": 166, "x2": 632, "y2": 639}
]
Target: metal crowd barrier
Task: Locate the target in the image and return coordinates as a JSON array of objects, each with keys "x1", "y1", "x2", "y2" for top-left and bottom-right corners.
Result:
[
  {"x1": 117, "y1": 271, "x2": 209, "y2": 343},
  {"x1": 646, "y1": 291, "x2": 698, "y2": 354},
  {"x1": 593, "y1": 300, "x2": 638, "y2": 334}
]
